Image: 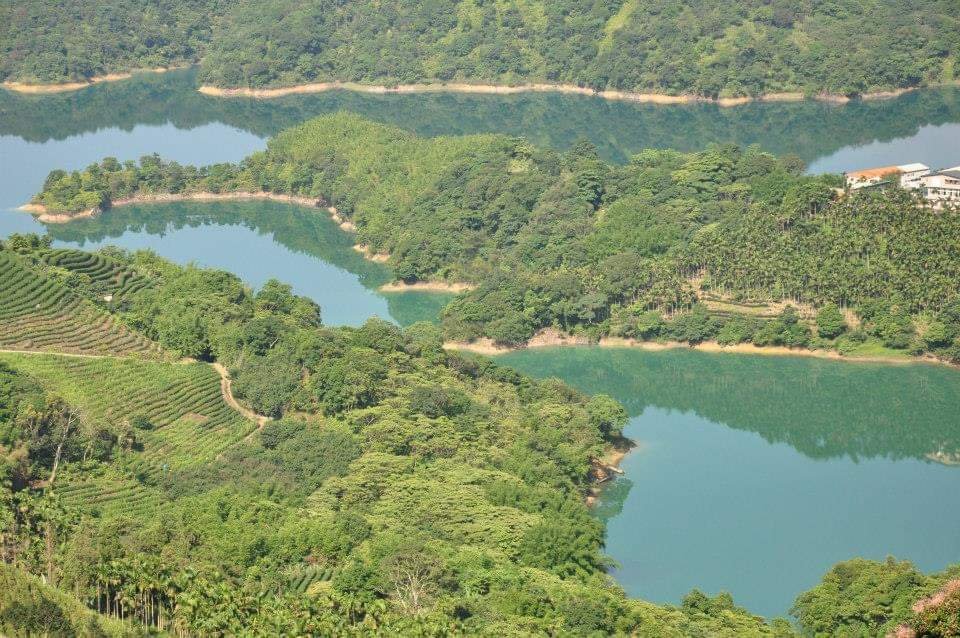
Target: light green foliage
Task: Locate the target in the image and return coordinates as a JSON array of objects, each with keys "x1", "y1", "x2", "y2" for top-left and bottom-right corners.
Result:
[
  {"x1": 0, "y1": 563, "x2": 140, "y2": 637},
  {"x1": 912, "y1": 582, "x2": 960, "y2": 637},
  {"x1": 791, "y1": 557, "x2": 960, "y2": 637},
  {"x1": 0, "y1": 249, "x2": 158, "y2": 357},
  {"x1": 816, "y1": 303, "x2": 847, "y2": 339},
  {"x1": 43, "y1": 248, "x2": 151, "y2": 302},
  {"x1": 0, "y1": 352, "x2": 257, "y2": 516}
]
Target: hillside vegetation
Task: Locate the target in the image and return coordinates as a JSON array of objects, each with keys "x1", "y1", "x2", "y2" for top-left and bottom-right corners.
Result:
[
  {"x1": 34, "y1": 114, "x2": 960, "y2": 363},
  {"x1": 791, "y1": 558, "x2": 960, "y2": 637},
  {"x1": 2, "y1": 0, "x2": 959, "y2": 98},
  {"x1": 0, "y1": 352, "x2": 257, "y2": 517},
  {"x1": 0, "y1": 563, "x2": 141, "y2": 637},
  {"x1": 0, "y1": 237, "x2": 804, "y2": 635},
  {"x1": 0, "y1": 236, "x2": 159, "y2": 357},
  {"x1": 2, "y1": 244, "x2": 956, "y2": 635}
]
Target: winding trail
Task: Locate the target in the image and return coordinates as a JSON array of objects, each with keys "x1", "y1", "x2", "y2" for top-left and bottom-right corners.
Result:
[
  {"x1": 0, "y1": 347, "x2": 271, "y2": 432},
  {"x1": 211, "y1": 362, "x2": 271, "y2": 438}
]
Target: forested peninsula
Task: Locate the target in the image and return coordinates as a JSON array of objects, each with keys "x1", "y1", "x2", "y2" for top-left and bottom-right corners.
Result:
[
  {"x1": 3, "y1": 237, "x2": 960, "y2": 635},
  {"x1": 31, "y1": 113, "x2": 960, "y2": 366},
  {"x1": 3, "y1": 0, "x2": 959, "y2": 99},
  {"x1": 0, "y1": 235, "x2": 788, "y2": 635}
]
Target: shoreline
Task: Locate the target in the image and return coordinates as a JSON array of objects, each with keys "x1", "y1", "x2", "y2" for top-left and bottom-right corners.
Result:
[
  {"x1": 379, "y1": 280, "x2": 475, "y2": 293},
  {"x1": 20, "y1": 191, "x2": 343, "y2": 223},
  {"x1": 196, "y1": 80, "x2": 941, "y2": 106},
  {"x1": 443, "y1": 329, "x2": 951, "y2": 368},
  {"x1": 586, "y1": 443, "x2": 632, "y2": 507},
  {"x1": 2, "y1": 66, "x2": 185, "y2": 94},
  {"x1": 352, "y1": 244, "x2": 390, "y2": 263}
]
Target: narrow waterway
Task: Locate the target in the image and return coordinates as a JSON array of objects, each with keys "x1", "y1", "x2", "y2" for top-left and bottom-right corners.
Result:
[{"x1": 2, "y1": 71, "x2": 960, "y2": 618}]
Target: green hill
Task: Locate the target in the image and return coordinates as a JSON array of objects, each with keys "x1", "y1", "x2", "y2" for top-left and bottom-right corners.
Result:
[
  {"x1": 31, "y1": 114, "x2": 960, "y2": 363},
  {"x1": 0, "y1": 563, "x2": 142, "y2": 637},
  {"x1": 2, "y1": 0, "x2": 958, "y2": 98},
  {"x1": 0, "y1": 244, "x2": 159, "y2": 357},
  {"x1": 0, "y1": 240, "x2": 793, "y2": 635}
]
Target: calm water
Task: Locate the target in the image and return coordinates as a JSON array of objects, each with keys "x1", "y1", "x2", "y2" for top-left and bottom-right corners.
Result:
[
  {"x1": 2, "y1": 70, "x2": 960, "y2": 618},
  {"x1": 1, "y1": 68, "x2": 960, "y2": 167},
  {"x1": 498, "y1": 348, "x2": 960, "y2": 618}
]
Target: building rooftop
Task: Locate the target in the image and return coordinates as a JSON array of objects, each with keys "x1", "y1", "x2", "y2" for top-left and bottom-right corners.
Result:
[
  {"x1": 845, "y1": 166, "x2": 901, "y2": 179},
  {"x1": 897, "y1": 163, "x2": 929, "y2": 172}
]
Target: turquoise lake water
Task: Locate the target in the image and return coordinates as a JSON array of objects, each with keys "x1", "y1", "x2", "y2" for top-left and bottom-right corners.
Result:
[{"x1": 2, "y1": 70, "x2": 960, "y2": 618}]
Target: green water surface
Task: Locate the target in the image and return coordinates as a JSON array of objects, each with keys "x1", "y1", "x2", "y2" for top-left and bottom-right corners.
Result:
[
  {"x1": 2, "y1": 69, "x2": 960, "y2": 619},
  {"x1": 498, "y1": 347, "x2": 960, "y2": 617}
]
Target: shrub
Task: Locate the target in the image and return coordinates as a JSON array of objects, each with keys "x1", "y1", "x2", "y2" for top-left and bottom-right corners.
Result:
[{"x1": 816, "y1": 303, "x2": 847, "y2": 339}]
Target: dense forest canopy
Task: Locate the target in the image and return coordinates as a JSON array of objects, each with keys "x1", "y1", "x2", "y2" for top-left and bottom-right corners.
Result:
[
  {"x1": 1, "y1": 239, "x2": 808, "y2": 635},
  {"x1": 2, "y1": 0, "x2": 959, "y2": 97},
  {"x1": 34, "y1": 114, "x2": 960, "y2": 363},
  {"x1": 2, "y1": 241, "x2": 958, "y2": 635}
]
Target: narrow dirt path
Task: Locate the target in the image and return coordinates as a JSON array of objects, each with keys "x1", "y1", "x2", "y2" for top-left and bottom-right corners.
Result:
[
  {"x1": 0, "y1": 347, "x2": 271, "y2": 431},
  {"x1": 211, "y1": 362, "x2": 270, "y2": 436}
]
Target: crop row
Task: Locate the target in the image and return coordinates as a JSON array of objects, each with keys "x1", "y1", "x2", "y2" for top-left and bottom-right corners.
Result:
[
  {"x1": 0, "y1": 252, "x2": 157, "y2": 356},
  {"x1": 289, "y1": 566, "x2": 334, "y2": 593},
  {"x1": 58, "y1": 476, "x2": 165, "y2": 518},
  {"x1": 0, "y1": 352, "x2": 257, "y2": 514},
  {"x1": 43, "y1": 249, "x2": 150, "y2": 300}
]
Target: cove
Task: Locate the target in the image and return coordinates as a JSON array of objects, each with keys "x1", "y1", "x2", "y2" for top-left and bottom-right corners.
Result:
[
  {"x1": 3, "y1": 200, "x2": 450, "y2": 328},
  {"x1": 497, "y1": 346, "x2": 960, "y2": 618},
  {"x1": 3, "y1": 68, "x2": 960, "y2": 621}
]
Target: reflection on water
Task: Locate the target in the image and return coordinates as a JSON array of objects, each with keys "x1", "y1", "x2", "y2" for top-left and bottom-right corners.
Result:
[
  {"x1": 42, "y1": 201, "x2": 452, "y2": 327},
  {"x1": 2, "y1": 68, "x2": 960, "y2": 166},
  {"x1": 501, "y1": 346, "x2": 960, "y2": 463},
  {"x1": 499, "y1": 347, "x2": 960, "y2": 618}
]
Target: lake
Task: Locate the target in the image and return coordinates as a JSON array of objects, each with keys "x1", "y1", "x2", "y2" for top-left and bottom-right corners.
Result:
[
  {"x1": 2, "y1": 69, "x2": 960, "y2": 619},
  {"x1": 498, "y1": 347, "x2": 960, "y2": 618}
]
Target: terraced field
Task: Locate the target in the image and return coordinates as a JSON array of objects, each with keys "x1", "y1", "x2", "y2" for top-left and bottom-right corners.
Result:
[
  {"x1": 0, "y1": 352, "x2": 257, "y2": 515},
  {"x1": 0, "y1": 251, "x2": 158, "y2": 356},
  {"x1": 43, "y1": 248, "x2": 151, "y2": 300},
  {"x1": 288, "y1": 565, "x2": 334, "y2": 594},
  {"x1": 55, "y1": 474, "x2": 164, "y2": 519}
]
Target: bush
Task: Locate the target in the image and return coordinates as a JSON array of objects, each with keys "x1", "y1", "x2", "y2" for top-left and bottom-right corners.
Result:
[
  {"x1": 716, "y1": 316, "x2": 757, "y2": 345},
  {"x1": 912, "y1": 584, "x2": 960, "y2": 637},
  {"x1": 791, "y1": 558, "x2": 933, "y2": 637},
  {"x1": 408, "y1": 385, "x2": 470, "y2": 418},
  {"x1": 485, "y1": 312, "x2": 535, "y2": 346},
  {"x1": 816, "y1": 303, "x2": 847, "y2": 339},
  {"x1": 233, "y1": 355, "x2": 302, "y2": 417}
]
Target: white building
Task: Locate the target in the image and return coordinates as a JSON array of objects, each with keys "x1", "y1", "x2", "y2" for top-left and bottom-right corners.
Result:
[
  {"x1": 844, "y1": 163, "x2": 930, "y2": 190},
  {"x1": 920, "y1": 166, "x2": 960, "y2": 204},
  {"x1": 896, "y1": 163, "x2": 931, "y2": 188}
]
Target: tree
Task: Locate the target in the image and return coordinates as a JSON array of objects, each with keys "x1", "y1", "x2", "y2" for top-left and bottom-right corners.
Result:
[
  {"x1": 382, "y1": 549, "x2": 444, "y2": 615},
  {"x1": 586, "y1": 394, "x2": 627, "y2": 439},
  {"x1": 816, "y1": 303, "x2": 847, "y2": 339}
]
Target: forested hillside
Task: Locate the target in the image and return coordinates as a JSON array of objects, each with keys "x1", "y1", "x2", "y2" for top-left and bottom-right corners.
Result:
[
  {"x1": 0, "y1": 237, "x2": 800, "y2": 635},
  {"x1": 0, "y1": 563, "x2": 141, "y2": 637},
  {"x1": 3, "y1": 0, "x2": 959, "y2": 98},
  {"x1": 0, "y1": 0, "x2": 213, "y2": 83},
  {"x1": 791, "y1": 558, "x2": 960, "y2": 637},
  {"x1": 3, "y1": 240, "x2": 958, "y2": 635},
  {"x1": 33, "y1": 114, "x2": 960, "y2": 363}
]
